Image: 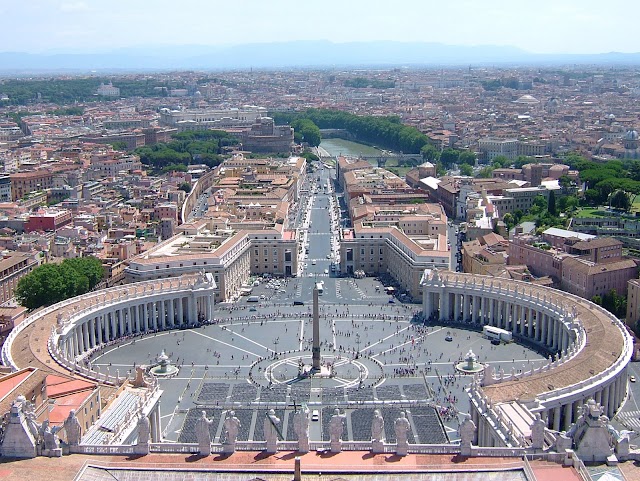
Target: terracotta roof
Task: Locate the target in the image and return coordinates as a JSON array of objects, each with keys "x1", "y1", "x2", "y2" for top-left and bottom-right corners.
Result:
[{"x1": 571, "y1": 237, "x2": 622, "y2": 250}]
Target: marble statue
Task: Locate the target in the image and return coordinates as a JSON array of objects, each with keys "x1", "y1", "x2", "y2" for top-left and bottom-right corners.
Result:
[
  {"x1": 137, "y1": 414, "x2": 150, "y2": 445},
  {"x1": 63, "y1": 409, "x2": 82, "y2": 446},
  {"x1": 329, "y1": 408, "x2": 346, "y2": 452},
  {"x1": 371, "y1": 409, "x2": 385, "y2": 443},
  {"x1": 223, "y1": 410, "x2": 241, "y2": 449},
  {"x1": 41, "y1": 420, "x2": 61, "y2": 451},
  {"x1": 264, "y1": 409, "x2": 280, "y2": 453},
  {"x1": 394, "y1": 411, "x2": 410, "y2": 456},
  {"x1": 195, "y1": 411, "x2": 214, "y2": 456},
  {"x1": 459, "y1": 418, "x2": 476, "y2": 455},
  {"x1": 530, "y1": 413, "x2": 546, "y2": 450},
  {"x1": 293, "y1": 407, "x2": 310, "y2": 453}
]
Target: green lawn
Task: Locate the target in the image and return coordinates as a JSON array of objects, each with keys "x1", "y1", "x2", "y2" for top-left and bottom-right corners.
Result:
[{"x1": 573, "y1": 208, "x2": 607, "y2": 218}]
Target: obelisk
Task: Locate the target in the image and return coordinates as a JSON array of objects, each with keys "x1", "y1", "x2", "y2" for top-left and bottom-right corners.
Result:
[{"x1": 312, "y1": 283, "x2": 321, "y2": 371}]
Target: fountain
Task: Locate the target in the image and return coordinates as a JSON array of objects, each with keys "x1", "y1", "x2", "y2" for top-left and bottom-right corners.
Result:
[
  {"x1": 149, "y1": 350, "x2": 179, "y2": 377},
  {"x1": 455, "y1": 349, "x2": 484, "y2": 374}
]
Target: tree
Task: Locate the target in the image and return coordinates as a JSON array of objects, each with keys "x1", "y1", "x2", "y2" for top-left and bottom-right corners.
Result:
[
  {"x1": 514, "y1": 156, "x2": 535, "y2": 169},
  {"x1": 492, "y1": 155, "x2": 511, "y2": 168},
  {"x1": 476, "y1": 166, "x2": 494, "y2": 178},
  {"x1": 291, "y1": 119, "x2": 321, "y2": 147},
  {"x1": 458, "y1": 151, "x2": 476, "y2": 165},
  {"x1": 558, "y1": 175, "x2": 574, "y2": 194},
  {"x1": 459, "y1": 163, "x2": 473, "y2": 176},
  {"x1": 178, "y1": 182, "x2": 192, "y2": 193},
  {"x1": 15, "y1": 257, "x2": 104, "y2": 309},
  {"x1": 421, "y1": 144, "x2": 439, "y2": 162},
  {"x1": 610, "y1": 189, "x2": 631, "y2": 211},
  {"x1": 547, "y1": 190, "x2": 557, "y2": 216},
  {"x1": 110, "y1": 141, "x2": 129, "y2": 151},
  {"x1": 439, "y1": 148, "x2": 460, "y2": 167},
  {"x1": 503, "y1": 213, "x2": 515, "y2": 232},
  {"x1": 61, "y1": 257, "x2": 104, "y2": 291}
]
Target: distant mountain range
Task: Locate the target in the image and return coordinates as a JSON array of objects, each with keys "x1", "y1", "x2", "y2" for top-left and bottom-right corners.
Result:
[{"x1": 1, "y1": 41, "x2": 640, "y2": 74}]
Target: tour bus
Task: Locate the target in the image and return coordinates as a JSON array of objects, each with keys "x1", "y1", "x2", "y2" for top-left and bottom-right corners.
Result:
[
  {"x1": 315, "y1": 282, "x2": 324, "y2": 295},
  {"x1": 247, "y1": 295, "x2": 260, "y2": 303},
  {"x1": 482, "y1": 325, "x2": 512, "y2": 343}
]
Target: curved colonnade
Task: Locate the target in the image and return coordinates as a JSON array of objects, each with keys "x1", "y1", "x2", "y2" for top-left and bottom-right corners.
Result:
[
  {"x1": 2, "y1": 274, "x2": 216, "y2": 386},
  {"x1": 421, "y1": 270, "x2": 633, "y2": 445}
]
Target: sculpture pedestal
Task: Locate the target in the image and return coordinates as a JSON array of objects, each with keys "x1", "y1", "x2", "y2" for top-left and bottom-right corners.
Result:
[
  {"x1": 42, "y1": 448, "x2": 62, "y2": 458},
  {"x1": 198, "y1": 443, "x2": 211, "y2": 456},
  {"x1": 372, "y1": 441, "x2": 384, "y2": 454},
  {"x1": 396, "y1": 442, "x2": 408, "y2": 456},
  {"x1": 330, "y1": 441, "x2": 342, "y2": 453},
  {"x1": 223, "y1": 442, "x2": 236, "y2": 454},
  {"x1": 297, "y1": 440, "x2": 309, "y2": 454},
  {"x1": 265, "y1": 441, "x2": 277, "y2": 454},
  {"x1": 134, "y1": 442, "x2": 149, "y2": 455}
]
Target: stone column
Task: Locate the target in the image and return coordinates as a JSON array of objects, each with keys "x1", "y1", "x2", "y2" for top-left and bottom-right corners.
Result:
[
  {"x1": 463, "y1": 295, "x2": 470, "y2": 322},
  {"x1": 142, "y1": 303, "x2": 149, "y2": 332},
  {"x1": 72, "y1": 328, "x2": 79, "y2": 356},
  {"x1": 152, "y1": 302, "x2": 158, "y2": 330},
  {"x1": 152, "y1": 405, "x2": 161, "y2": 442},
  {"x1": 110, "y1": 311, "x2": 117, "y2": 341},
  {"x1": 552, "y1": 406, "x2": 561, "y2": 432},
  {"x1": 425, "y1": 291, "x2": 432, "y2": 318},
  {"x1": 481, "y1": 296, "x2": 487, "y2": 324},
  {"x1": 189, "y1": 296, "x2": 197, "y2": 326},
  {"x1": 207, "y1": 295, "x2": 213, "y2": 322},
  {"x1": 168, "y1": 299, "x2": 175, "y2": 327},
  {"x1": 454, "y1": 293, "x2": 461, "y2": 321},
  {"x1": 608, "y1": 382, "x2": 616, "y2": 418},
  {"x1": 80, "y1": 322, "x2": 89, "y2": 352},
  {"x1": 488, "y1": 298, "x2": 494, "y2": 325},
  {"x1": 119, "y1": 309, "x2": 125, "y2": 336},
  {"x1": 89, "y1": 318, "x2": 96, "y2": 348},
  {"x1": 563, "y1": 403, "x2": 572, "y2": 431},
  {"x1": 177, "y1": 297, "x2": 184, "y2": 326},
  {"x1": 602, "y1": 385, "x2": 611, "y2": 415}
]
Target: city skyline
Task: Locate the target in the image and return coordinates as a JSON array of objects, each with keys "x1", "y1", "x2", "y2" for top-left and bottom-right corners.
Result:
[{"x1": 2, "y1": 0, "x2": 638, "y2": 56}]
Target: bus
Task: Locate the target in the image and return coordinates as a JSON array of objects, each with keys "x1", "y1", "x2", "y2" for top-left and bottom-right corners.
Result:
[
  {"x1": 315, "y1": 282, "x2": 324, "y2": 295},
  {"x1": 482, "y1": 325, "x2": 512, "y2": 343}
]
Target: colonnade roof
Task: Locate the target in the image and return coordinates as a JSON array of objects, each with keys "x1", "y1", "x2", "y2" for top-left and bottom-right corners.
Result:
[{"x1": 434, "y1": 272, "x2": 627, "y2": 404}]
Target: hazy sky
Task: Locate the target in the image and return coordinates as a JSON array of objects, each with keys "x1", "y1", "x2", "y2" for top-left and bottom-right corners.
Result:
[{"x1": 3, "y1": 0, "x2": 637, "y2": 55}]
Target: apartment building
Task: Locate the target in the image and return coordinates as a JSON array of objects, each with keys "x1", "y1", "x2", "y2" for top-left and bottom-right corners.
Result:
[
  {"x1": 509, "y1": 231, "x2": 638, "y2": 299},
  {"x1": 0, "y1": 252, "x2": 39, "y2": 304}
]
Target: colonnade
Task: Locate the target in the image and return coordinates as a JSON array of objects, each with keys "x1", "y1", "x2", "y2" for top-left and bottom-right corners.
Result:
[
  {"x1": 55, "y1": 275, "x2": 216, "y2": 361},
  {"x1": 424, "y1": 289, "x2": 572, "y2": 352},
  {"x1": 421, "y1": 270, "x2": 633, "y2": 444}
]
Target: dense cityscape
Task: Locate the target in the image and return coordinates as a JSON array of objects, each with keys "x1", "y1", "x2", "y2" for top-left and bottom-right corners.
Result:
[{"x1": 0, "y1": 63, "x2": 640, "y2": 480}]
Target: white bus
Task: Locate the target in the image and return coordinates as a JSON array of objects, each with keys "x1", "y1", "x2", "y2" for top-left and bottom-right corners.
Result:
[
  {"x1": 482, "y1": 325, "x2": 512, "y2": 343},
  {"x1": 315, "y1": 282, "x2": 324, "y2": 295}
]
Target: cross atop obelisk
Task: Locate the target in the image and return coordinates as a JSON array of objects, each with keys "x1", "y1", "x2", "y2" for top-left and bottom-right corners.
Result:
[{"x1": 312, "y1": 283, "x2": 321, "y2": 371}]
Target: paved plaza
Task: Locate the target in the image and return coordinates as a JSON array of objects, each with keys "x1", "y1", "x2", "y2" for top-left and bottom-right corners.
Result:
[
  {"x1": 92, "y1": 288, "x2": 548, "y2": 444},
  {"x1": 91, "y1": 164, "x2": 547, "y2": 446}
]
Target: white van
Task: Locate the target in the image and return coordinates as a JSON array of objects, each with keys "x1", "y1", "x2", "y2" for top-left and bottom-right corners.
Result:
[{"x1": 311, "y1": 410, "x2": 320, "y2": 421}]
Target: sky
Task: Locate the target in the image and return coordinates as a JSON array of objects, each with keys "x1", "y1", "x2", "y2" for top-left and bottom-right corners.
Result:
[{"x1": 2, "y1": 0, "x2": 637, "y2": 55}]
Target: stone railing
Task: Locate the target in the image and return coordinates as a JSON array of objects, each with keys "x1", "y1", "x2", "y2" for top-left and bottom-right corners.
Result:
[
  {"x1": 67, "y1": 440, "x2": 563, "y2": 457},
  {"x1": 523, "y1": 455, "x2": 538, "y2": 481}
]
